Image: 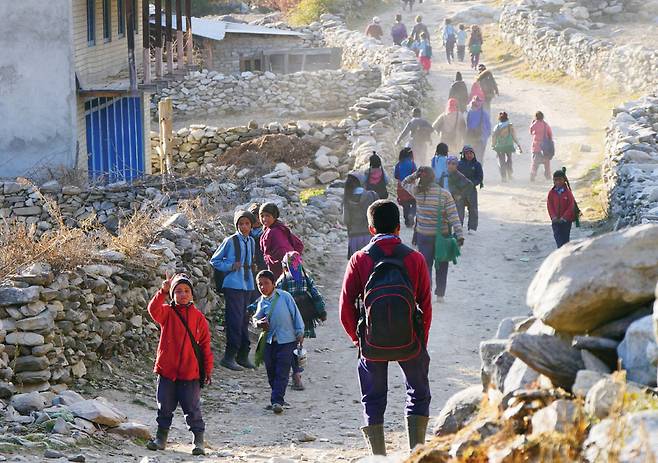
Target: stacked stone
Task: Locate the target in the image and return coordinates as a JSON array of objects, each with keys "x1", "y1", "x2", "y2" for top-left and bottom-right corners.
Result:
[
  {"x1": 518, "y1": 0, "x2": 648, "y2": 22},
  {"x1": 154, "y1": 68, "x2": 381, "y2": 117},
  {"x1": 603, "y1": 94, "x2": 658, "y2": 227},
  {"x1": 499, "y1": 3, "x2": 658, "y2": 93}
]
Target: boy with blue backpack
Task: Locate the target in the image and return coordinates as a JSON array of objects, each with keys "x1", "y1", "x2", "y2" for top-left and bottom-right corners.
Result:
[
  {"x1": 339, "y1": 200, "x2": 432, "y2": 456},
  {"x1": 210, "y1": 210, "x2": 258, "y2": 371}
]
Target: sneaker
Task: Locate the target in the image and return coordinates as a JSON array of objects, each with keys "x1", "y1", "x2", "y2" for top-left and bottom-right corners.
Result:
[{"x1": 272, "y1": 403, "x2": 284, "y2": 414}]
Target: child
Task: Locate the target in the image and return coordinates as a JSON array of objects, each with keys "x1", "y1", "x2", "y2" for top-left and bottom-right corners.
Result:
[
  {"x1": 253, "y1": 270, "x2": 305, "y2": 414},
  {"x1": 343, "y1": 173, "x2": 380, "y2": 259},
  {"x1": 276, "y1": 252, "x2": 326, "y2": 391},
  {"x1": 210, "y1": 210, "x2": 257, "y2": 371},
  {"x1": 394, "y1": 147, "x2": 418, "y2": 228},
  {"x1": 366, "y1": 153, "x2": 389, "y2": 199},
  {"x1": 547, "y1": 168, "x2": 577, "y2": 248},
  {"x1": 259, "y1": 203, "x2": 304, "y2": 281},
  {"x1": 146, "y1": 273, "x2": 213, "y2": 456},
  {"x1": 456, "y1": 24, "x2": 467, "y2": 62},
  {"x1": 418, "y1": 32, "x2": 432, "y2": 73},
  {"x1": 248, "y1": 203, "x2": 268, "y2": 273}
]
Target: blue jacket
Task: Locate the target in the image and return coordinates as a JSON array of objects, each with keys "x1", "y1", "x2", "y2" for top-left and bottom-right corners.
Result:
[
  {"x1": 394, "y1": 158, "x2": 417, "y2": 182},
  {"x1": 431, "y1": 155, "x2": 449, "y2": 188},
  {"x1": 467, "y1": 107, "x2": 492, "y2": 146},
  {"x1": 253, "y1": 289, "x2": 305, "y2": 344},
  {"x1": 458, "y1": 158, "x2": 484, "y2": 187},
  {"x1": 209, "y1": 233, "x2": 256, "y2": 291}
]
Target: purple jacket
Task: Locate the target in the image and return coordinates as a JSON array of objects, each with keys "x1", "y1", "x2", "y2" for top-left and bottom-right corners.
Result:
[{"x1": 260, "y1": 220, "x2": 304, "y2": 281}]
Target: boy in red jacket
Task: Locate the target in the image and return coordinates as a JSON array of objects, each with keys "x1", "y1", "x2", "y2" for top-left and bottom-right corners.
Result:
[
  {"x1": 547, "y1": 168, "x2": 576, "y2": 248},
  {"x1": 259, "y1": 202, "x2": 304, "y2": 281},
  {"x1": 146, "y1": 273, "x2": 213, "y2": 456},
  {"x1": 339, "y1": 200, "x2": 432, "y2": 456}
]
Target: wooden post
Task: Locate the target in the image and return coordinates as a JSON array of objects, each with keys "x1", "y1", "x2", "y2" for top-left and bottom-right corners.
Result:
[
  {"x1": 283, "y1": 53, "x2": 289, "y2": 74},
  {"x1": 158, "y1": 98, "x2": 173, "y2": 175},
  {"x1": 301, "y1": 53, "x2": 307, "y2": 72},
  {"x1": 185, "y1": 0, "x2": 193, "y2": 66},
  {"x1": 142, "y1": 0, "x2": 151, "y2": 84},
  {"x1": 154, "y1": 0, "x2": 163, "y2": 78},
  {"x1": 203, "y1": 39, "x2": 213, "y2": 69},
  {"x1": 126, "y1": 0, "x2": 137, "y2": 91},
  {"x1": 176, "y1": 0, "x2": 184, "y2": 68},
  {"x1": 165, "y1": 0, "x2": 174, "y2": 74}
]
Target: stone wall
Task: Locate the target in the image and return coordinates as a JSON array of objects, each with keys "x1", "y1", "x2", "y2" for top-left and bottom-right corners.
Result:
[
  {"x1": 154, "y1": 67, "x2": 380, "y2": 117},
  {"x1": 499, "y1": 2, "x2": 658, "y2": 93},
  {"x1": 603, "y1": 94, "x2": 658, "y2": 227}
]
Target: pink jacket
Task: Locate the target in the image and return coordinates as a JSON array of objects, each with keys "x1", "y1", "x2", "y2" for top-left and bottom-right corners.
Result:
[
  {"x1": 260, "y1": 220, "x2": 304, "y2": 280},
  {"x1": 470, "y1": 82, "x2": 485, "y2": 103},
  {"x1": 530, "y1": 120, "x2": 553, "y2": 154}
]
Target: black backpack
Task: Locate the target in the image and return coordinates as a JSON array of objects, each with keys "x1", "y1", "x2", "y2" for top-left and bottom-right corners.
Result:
[
  {"x1": 357, "y1": 242, "x2": 423, "y2": 362},
  {"x1": 212, "y1": 235, "x2": 254, "y2": 296}
]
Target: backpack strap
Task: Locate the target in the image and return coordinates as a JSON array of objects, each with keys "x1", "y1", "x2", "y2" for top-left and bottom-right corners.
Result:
[{"x1": 232, "y1": 235, "x2": 242, "y2": 266}]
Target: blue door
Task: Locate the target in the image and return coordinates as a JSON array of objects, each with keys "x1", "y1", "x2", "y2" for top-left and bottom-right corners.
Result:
[{"x1": 85, "y1": 96, "x2": 144, "y2": 183}]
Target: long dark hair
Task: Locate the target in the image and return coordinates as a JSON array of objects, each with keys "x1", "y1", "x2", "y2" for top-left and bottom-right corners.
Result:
[{"x1": 399, "y1": 147, "x2": 413, "y2": 161}]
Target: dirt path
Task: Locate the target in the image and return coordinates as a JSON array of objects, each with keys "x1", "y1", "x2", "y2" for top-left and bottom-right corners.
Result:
[{"x1": 77, "y1": 2, "x2": 609, "y2": 462}]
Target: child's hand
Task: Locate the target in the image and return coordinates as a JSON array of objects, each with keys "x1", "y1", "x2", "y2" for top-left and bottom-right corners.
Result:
[
  {"x1": 204, "y1": 376, "x2": 212, "y2": 386},
  {"x1": 161, "y1": 272, "x2": 174, "y2": 293},
  {"x1": 296, "y1": 334, "x2": 304, "y2": 344},
  {"x1": 256, "y1": 318, "x2": 270, "y2": 330}
]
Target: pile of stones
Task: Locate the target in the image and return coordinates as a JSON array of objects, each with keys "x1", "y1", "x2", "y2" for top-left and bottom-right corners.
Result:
[{"x1": 603, "y1": 94, "x2": 658, "y2": 227}]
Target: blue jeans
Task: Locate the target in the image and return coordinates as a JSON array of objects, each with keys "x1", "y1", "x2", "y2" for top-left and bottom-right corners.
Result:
[
  {"x1": 357, "y1": 348, "x2": 431, "y2": 425},
  {"x1": 552, "y1": 221, "x2": 572, "y2": 248},
  {"x1": 264, "y1": 341, "x2": 296, "y2": 405},
  {"x1": 416, "y1": 233, "x2": 450, "y2": 297},
  {"x1": 224, "y1": 288, "x2": 251, "y2": 355},
  {"x1": 155, "y1": 375, "x2": 204, "y2": 432}
]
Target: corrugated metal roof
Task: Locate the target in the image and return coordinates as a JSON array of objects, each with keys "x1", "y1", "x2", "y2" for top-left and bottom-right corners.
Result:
[{"x1": 151, "y1": 15, "x2": 306, "y2": 41}]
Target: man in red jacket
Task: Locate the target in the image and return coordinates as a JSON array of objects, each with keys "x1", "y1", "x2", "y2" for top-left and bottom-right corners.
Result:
[
  {"x1": 339, "y1": 200, "x2": 432, "y2": 456},
  {"x1": 146, "y1": 273, "x2": 213, "y2": 456}
]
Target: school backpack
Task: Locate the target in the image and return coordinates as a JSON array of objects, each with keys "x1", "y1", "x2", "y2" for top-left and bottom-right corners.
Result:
[
  {"x1": 212, "y1": 236, "x2": 254, "y2": 296},
  {"x1": 358, "y1": 242, "x2": 423, "y2": 362}
]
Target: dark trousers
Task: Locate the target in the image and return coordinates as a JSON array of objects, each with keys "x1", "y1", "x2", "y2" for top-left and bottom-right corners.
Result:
[
  {"x1": 456, "y1": 190, "x2": 479, "y2": 231},
  {"x1": 445, "y1": 42, "x2": 455, "y2": 63},
  {"x1": 224, "y1": 288, "x2": 251, "y2": 355},
  {"x1": 416, "y1": 233, "x2": 450, "y2": 297},
  {"x1": 457, "y1": 45, "x2": 466, "y2": 61},
  {"x1": 401, "y1": 200, "x2": 417, "y2": 228},
  {"x1": 357, "y1": 348, "x2": 431, "y2": 425},
  {"x1": 497, "y1": 152, "x2": 513, "y2": 181},
  {"x1": 264, "y1": 341, "x2": 296, "y2": 405},
  {"x1": 156, "y1": 375, "x2": 204, "y2": 432},
  {"x1": 552, "y1": 221, "x2": 572, "y2": 248}
]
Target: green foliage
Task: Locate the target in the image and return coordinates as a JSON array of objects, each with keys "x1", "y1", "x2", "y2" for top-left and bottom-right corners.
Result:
[
  {"x1": 300, "y1": 187, "x2": 326, "y2": 203},
  {"x1": 288, "y1": 0, "x2": 342, "y2": 25}
]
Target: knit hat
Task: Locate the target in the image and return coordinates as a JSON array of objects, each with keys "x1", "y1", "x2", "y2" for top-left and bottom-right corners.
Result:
[
  {"x1": 169, "y1": 273, "x2": 194, "y2": 300},
  {"x1": 447, "y1": 155, "x2": 459, "y2": 164},
  {"x1": 234, "y1": 210, "x2": 255, "y2": 230},
  {"x1": 373, "y1": 16, "x2": 380, "y2": 23},
  {"x1": 247, "y1": 202, "x2": 261, "y2": 217},
  {"x1": 259, "y1": 202, "x2": 280, "y2": 220},
  {"x1": 461, "y1": 145, "x2": 475, "y2": 155}
]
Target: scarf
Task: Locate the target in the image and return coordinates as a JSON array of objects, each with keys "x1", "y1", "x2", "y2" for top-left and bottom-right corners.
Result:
[
  {"x1": 446, "y1": 98, "x2": 459, "y2": 113},
  {"x1": 283, "y1": 251, "x2": 304, "y2": 284}
]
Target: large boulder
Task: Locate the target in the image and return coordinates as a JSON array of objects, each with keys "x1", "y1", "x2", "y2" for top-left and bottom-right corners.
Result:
[
  {"x1": 433, "y1": 385, "x2": 483, "y2": 436},
  {"x1": 617, "y1": 315, "x2": 657, "y2": 386},
  {"x1": 531, "y1": 399, "x2": 580, "y2": 435},
  {"x1": 10, "y1": 391, "x2": 47, "y2": 415},
  {"x1": 584, "y1": 410, "x2": 658, "y2": 462},
  {"x1": 527, "y1": 224, "x2": 658, "y2": 334},
  {"x1": 69, "y1": 398, "x2": 127, "y2": 426}
]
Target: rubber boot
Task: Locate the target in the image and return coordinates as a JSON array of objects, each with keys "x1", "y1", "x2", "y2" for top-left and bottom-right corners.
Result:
[
  {"x1": 192, "y1": 431, "x2": 205, "y2": 456},
  {"x1": 406, "y1": 414, "x2": 430, "y2": 450},
  {"x1": 361, "y1": 424, "x2": 386, "y2": 456},
  {"x1": 220, "y1": 348, "x2": 243, "y2": 371},
  {"x1": 236, "y1": 349, "x2": 256, "y2": 370},
  {"x1": 146, "y1": 427, "x2": 169, "y2": 451}
]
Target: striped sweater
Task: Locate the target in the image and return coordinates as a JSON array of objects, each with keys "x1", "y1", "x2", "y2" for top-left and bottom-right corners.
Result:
[{"x1": 402, "y1": 177, "x2": 464, "y2": 239}]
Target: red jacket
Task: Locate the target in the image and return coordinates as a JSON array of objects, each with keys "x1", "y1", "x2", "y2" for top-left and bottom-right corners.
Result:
[
  {"x1": 148, "y1": 290, "x2": 214, "y2": 381},
  {"x1": 260, "y1": 220, "x2": 304, "y2": 281},
  {"x1": 339, "y1": 236, "x2": 432, "y2": 346},
  {"x1": 547, "y1": 187, "x2": 576, "y2": 222}
]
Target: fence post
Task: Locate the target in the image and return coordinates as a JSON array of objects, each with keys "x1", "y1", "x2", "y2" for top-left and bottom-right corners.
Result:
[{"x1": 158, "y1": 98, "x2": 173, "y2": 176}]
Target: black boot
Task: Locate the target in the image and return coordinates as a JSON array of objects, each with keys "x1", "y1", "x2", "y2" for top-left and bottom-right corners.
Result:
[
  {"x1": 236, "y1": 349, "x2": 256, "y2": 369},
  {"x1": 220, "y1": 348, "x2": 243, "y2": 371},
  {"x1": 406, "y1": 414, "x2": 430, "y2": 450},
  {"x1": 192, "y1": 431, "x2": 205, "y2": 456},
  {"x1": 146, "y1": 427, "x2": 169, "y2": 451},
  {"x1": 361, "y1": 424, "x2": 386, "y2": 455}
]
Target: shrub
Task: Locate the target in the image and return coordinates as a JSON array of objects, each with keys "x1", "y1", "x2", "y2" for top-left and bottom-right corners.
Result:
[{"x1": 289, "y1": 0, "x2": 341, "y2": 25}]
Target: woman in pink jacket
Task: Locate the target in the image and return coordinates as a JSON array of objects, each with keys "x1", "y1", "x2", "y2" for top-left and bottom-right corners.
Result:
[
  {"x1": 259, "y1": 203, "x2": 304, "y2": 281},
  {"x1": 529, "y1": 111, "x2": 554, "y2": 181}
]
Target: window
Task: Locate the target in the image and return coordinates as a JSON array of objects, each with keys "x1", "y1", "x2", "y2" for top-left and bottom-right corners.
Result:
[
  {"x1": 86, "y1": 0, "x2": 95, "y2": 46},
  {"x1": 103, "y1": 0, "x2": 111, "y2": 41},
  {"x1": 117, "y1": 0, "x2": 125, "y2": 36}
]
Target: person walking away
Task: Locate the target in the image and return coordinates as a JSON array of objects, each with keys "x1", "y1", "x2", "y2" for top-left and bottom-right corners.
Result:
[
  {"x1": 433, "y1": 98, "x2": 466, "y2": 154},
  {"x1": 411, "y1": 15, "x2": 429, "y2": 41},
  {"x1": 259, "y1": 203, "x2": 304, "y2": 281},
  {"x1": 339, "y1": 200, "x2": 432, "y2": 455},
  {"x1": 146, "y1": 274, "x2": 213, "y2": 456},
  {"x1": 276, "y1": 252, "x2": 326, "y2": 391},
  {"x1": 442, "y1": 19, "x2": 457, "y2": 64},
  {"x1": 391, "y1": 14, "x2": 408, "y2": 46},
  {"x1": 491, "y1": 111, "x2": 523, "y2": 182},
  {"x1": 210, "y1": 210, "x2": 258, "y2": 371},
  {"x1": 457, "y1": 145, "x2": 483, "y2": 233},
  {"x1": 402, "y1": 167, "x2": 464, "y2": 301},
  {"x1": 402, "y1": 35, "x2": 420, "y2": 55},
  {"x1": 547, "y1": 168, "x2": 577, "y2": 248},
  {"x1": 438, "y1": 156, "x2": 475, "y2": 227},
  {"x1": 530, "y1": 111, "x2": 554, "y2": 181},
  {"x1": 365, "y1": 17, "x2": 384, "y2": 41},
  {"x1": 394, "y1": 147, "x2": 418, "y2": 227},
  {"x1": 456, "y1": 24, "x2": 468, "y2": 62},
  {"x1": 465, "y1": 96, "x2": 492, "y2": 165},
  {"x1": 431, "y1": 143, "x2": 450, "y2": 189},
  {"x1": 402, "y1": 0, "x2": 415, "y2": 12},
  {"x1": 475, "y1": 64, "x2": 499, "y2": 115},
  {"x1": 365, "y1": 153, "x2": 389, "y2": 199},
  {"x1": 449, "y1": 72, "x2": 469, "y2": 113},
  {"x1": 344, "y1": 172, "x2": 380, "y2": 259},
  {"x1": 468, "y1": 25, "x2": 483, "y2": 69},
  {"x1": 253, "y1": 270, "x2": 305, "y2": 414},
  {"x1": 396, "y1": 107, "x2": 436, "y2": 164},
  {"x1": 417, "y1": 32, "x2": 433, "y2": 73}
]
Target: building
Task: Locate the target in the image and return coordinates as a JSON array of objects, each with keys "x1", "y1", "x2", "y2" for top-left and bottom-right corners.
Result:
[{"x1": 0, "y1": 0, "x2": 195, "y2": 182}]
